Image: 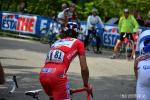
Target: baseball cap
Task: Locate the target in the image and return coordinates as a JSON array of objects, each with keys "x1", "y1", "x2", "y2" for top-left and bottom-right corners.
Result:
[
  {"x1": 124, "y1": 8, "x2": 129, "y2": 13},
  {"x1": 92, "y1": 8, "x2": 98, "y2": 13}
]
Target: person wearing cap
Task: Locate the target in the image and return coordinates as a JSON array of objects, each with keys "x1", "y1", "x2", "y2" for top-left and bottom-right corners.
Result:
[
  {"x1": 110, "y1": 8, "x2": 139, "y2": 59},
  {"x1": 86, "y1": 8, "x2": 105, "y2": 54}
]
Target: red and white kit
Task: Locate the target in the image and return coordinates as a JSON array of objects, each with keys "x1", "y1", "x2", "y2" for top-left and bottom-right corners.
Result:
[{"x1": 40, "y1": 37, "x2": 85, "y2": 100}]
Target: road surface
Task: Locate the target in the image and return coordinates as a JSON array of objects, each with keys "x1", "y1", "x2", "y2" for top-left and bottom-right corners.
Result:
[{"x1": 0, "y1": 37, "x2": 136, "y2": 100}]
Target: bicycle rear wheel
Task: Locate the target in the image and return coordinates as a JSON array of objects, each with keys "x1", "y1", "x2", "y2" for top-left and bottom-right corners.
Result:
[{"x1": 126, "y1": 41, "x2": 133, "y2": 60}]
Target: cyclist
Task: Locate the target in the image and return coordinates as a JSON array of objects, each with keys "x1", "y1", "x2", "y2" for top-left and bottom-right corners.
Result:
[
  {"x1": 111, "y1": 8, "x2": 139, "y2": 59},
  {"x1": 39, "y1": 25, "x2": 90, "y2": 100},
  {"x1": 86, "y1": 8, "x2": 105, "y2": 54},
  {"x1": 134, "y1": 38, "x2": 150, "y2": 100}
]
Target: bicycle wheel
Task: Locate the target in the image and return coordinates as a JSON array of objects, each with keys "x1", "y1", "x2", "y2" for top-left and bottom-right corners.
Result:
[
  {"x1": 91, "y1": 37, "x2": 97, "y2": 53},
  {"x1": 126, "y1": 41, "x2": 133, "y2": 60}
]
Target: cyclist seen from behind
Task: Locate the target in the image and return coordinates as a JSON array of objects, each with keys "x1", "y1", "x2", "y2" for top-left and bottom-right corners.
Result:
[
  {"x1": 111, "y1": 8, "x2": 139, "y2": 59},
  {"x1": 85, "y1": 8, "x2": 105, "y2": 54},
  {"x1": 39, "y1": 24, "x2": 90, "y2": 100},
  {"x1": 134, "y1": 37, "x2": 150, "y2": 100}
]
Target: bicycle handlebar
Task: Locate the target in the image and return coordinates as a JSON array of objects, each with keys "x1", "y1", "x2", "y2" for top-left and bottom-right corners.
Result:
[
  {"x1": 70, "y1": 85, "x2": 93, "y2": 100},
  {"x1": 25, "y1": 86, "x2": 93, "y2": 100}
]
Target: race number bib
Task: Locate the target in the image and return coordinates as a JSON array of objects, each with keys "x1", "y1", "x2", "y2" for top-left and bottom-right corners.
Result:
[{"x1": 46, "y1": 50, "x2": 65, "y2": 63}]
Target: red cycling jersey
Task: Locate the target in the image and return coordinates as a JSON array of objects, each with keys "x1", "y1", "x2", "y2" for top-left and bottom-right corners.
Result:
[{"x1": 40, "y1": 37, "x2": 85, "y2": 100}]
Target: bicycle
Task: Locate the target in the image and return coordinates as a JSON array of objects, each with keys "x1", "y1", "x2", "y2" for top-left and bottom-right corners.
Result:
[
  {"x1": 88, "y1": 27, "x2": 103, "y2": 54},
  {"x1": 88, "y1": 33, "x2": 97, "y2": 53},
  {"x1": 25, "y1": 85, "x2": 93, "y2": 100},
  {"x1": 119, "y1": 33, "x2": 134, "y2": 60}
]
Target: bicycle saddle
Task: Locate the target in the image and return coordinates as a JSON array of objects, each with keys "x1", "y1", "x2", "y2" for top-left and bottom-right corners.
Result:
[{"x1": 25, "y1": 89, "x2": 42, "y2": 98}]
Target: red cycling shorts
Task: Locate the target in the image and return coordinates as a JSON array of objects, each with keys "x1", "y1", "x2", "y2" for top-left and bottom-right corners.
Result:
[{"x1": 39, "y1": 66, "x2": 71, "y2": 100}]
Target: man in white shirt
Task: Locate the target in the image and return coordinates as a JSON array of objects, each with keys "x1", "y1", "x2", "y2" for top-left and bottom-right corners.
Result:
[
  {"x1": 57, "y1": 3, "x2": 69, "y2": 27},
  {"x1": 85, "y1": 8, "x2": 105, "y2": 54}
]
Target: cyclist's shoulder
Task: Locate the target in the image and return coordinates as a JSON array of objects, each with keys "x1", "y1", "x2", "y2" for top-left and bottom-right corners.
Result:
[
  {"x1": 119, "y1": 16, "x2": 125, "y2": 22},
  {"x1": 119, "y1": 16, "x2": 125, "y2": 19},
  {"x1": 128, "y1": 15, "x2": 136, "y2": 20},
  {"x1": 136, "y1": 54, "x2": 150, "y2": 62}
]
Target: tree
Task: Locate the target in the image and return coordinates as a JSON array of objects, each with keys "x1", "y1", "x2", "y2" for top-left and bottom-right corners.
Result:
[{"x1": 0, "y1": 0, "x2": 150, "y2": 20}]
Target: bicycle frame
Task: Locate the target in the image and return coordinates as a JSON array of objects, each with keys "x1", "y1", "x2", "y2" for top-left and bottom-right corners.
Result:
[
  {"x1": 25, "y1": 86, "x2": 93, "y2": 100},
  {"x1": 120, "y1": 33, "x2": 134, "y2": 59},
  {"x1": 125, "y1": 35, "x2": 134, "y2": 60}
]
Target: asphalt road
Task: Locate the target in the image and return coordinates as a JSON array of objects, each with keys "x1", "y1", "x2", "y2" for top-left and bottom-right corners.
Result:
[{"x1": 0, "y1": 37, "x2": 136, "y2": 100}]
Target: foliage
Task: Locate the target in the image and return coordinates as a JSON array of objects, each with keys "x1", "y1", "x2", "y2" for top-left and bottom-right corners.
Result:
[{"x1": 0, "y1": 0, "x2": 150, "y2": 21}]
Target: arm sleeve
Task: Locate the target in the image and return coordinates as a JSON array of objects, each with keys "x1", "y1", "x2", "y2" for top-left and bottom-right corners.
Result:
[
  {"x1": 87, "y1": 16, "x2": 92, "y2": 29},
  {"x1": 98, "y1": 16, "x2": 104, "y2": 28},
  {"x1": 77, "y1": 40, "x2": 85, "y2": 56},
  {"x1": 57, "y1": 11, "x2": 66, "y2": 19},
  {"x1": 132, "y1": 15, "x2": 139, "y2": 32}
]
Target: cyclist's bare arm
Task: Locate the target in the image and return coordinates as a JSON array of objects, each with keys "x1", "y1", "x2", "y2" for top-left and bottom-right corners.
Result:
[{"x1": 79, "y1": 55, "x2": 89, "y2": 86}]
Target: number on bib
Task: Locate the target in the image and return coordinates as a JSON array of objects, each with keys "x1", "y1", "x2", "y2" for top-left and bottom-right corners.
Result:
[{"x1": 46, "y1": 50, "x2": 65, "y2": 63}]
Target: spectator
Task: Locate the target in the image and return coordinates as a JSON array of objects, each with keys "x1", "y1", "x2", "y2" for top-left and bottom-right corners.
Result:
[
  {"x1": 57, "y1": 3, "x2": 69, "y2": 28},
  {"x1": 67, "y1": 3, "x2": 80, "y2": 26},
  {"x1": 19, "y1": 0, "x2": 28, "y2": 13},
  {"x1": 85, "y1": 8, "x2": 105, "y2": 54},
  {"x1": 133, "y1": 10, "x2": 144, "y2": 26},
  {"x1": 110, "y1": 8, "x2": 139, "y2": 59},
  {"x1": 144, "y1": 11, "x2": 150, "y2": 27},
  {"x1": 0, "y1": 61, "x2": 5, "y2": 84}
]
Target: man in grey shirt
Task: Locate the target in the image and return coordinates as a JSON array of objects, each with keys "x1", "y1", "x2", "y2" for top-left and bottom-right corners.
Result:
[{"x1": 85, "y1": 8, "x2": 105, "y2": 54}]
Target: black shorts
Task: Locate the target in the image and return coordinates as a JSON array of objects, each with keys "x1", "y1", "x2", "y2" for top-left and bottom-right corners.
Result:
[{"x1": 119, "y1": 33, "x2": 134, "y2": 41}]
